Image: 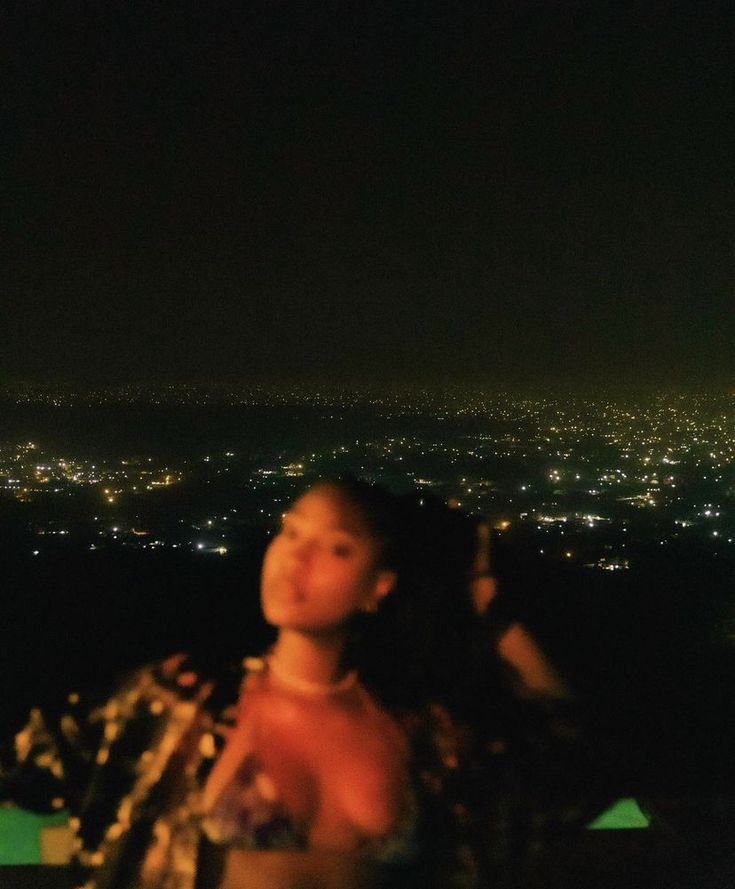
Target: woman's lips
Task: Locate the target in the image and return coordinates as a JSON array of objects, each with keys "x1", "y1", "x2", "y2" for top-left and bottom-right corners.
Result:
[{"x1": 266, "y1": 574, "x2": 305, "y2": 604}]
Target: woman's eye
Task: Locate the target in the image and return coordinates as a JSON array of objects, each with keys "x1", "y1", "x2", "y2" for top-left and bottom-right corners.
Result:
[{"x1": 331, "y1": 542, "x2": 353, "y2": 558}]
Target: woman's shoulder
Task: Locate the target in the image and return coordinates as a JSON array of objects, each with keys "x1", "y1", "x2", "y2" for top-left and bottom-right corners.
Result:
[{"x1": 142, "y1": 651, "x2": 273, "y2": 715}]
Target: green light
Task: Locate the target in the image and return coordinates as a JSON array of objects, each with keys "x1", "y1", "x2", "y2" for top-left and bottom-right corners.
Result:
[
  {"x1": 0, "y1": 808, "x2": 69, "y2": 864},
  {"x1": 587, "y1": 797, "x2": 650, "y2": 830}
]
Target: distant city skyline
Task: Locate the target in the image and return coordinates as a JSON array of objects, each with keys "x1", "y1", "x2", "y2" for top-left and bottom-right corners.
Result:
[
  {"x1": 3, "y1": 389, "x2": 735, "y2": 572},
  {"x1": 4, "y1": 2, "x2": 732, "y2": 388}
]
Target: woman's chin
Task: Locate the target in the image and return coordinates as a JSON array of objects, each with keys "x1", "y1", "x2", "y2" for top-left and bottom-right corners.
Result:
[
  {"x1": 262, "y1": 586, "x2": 305, "y2": 623},
  {"x1": 262, "y1": 603, "x2": 297, "y2": 629}
]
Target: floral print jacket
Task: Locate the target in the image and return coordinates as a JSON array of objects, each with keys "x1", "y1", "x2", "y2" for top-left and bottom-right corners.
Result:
[{"x1": 3, "y1": 654, "x2": 485, "y2": 889}]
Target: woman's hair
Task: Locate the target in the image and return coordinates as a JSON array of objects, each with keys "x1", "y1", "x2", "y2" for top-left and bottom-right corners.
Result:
[
  {"x1": 312, "y1": 474, "x2": 409, "y2": 573},
  {"x1": 324, "y1": 475, "x2": 482, "y2": 711}
]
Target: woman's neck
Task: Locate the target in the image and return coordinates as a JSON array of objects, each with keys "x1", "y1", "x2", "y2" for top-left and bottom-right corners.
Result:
[{"x1": 270, "y1": 628, "x2": 349, "y2": 687}]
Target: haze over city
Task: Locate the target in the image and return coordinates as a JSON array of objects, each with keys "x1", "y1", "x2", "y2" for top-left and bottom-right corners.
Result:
[{"x1": 4, "y1": 1, "x2": 732, "y2": 389}]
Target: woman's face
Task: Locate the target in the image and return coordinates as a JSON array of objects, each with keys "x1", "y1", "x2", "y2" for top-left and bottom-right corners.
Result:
[{"x1": 261, "y1": 485, "x2": 396, "y2": 634}]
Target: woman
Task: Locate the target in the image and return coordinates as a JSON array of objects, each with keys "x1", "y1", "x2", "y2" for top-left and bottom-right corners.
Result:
[
  {"x1": 195, "y1": 477, "x2": 418, "y2": 888},
  {"x1": 6, "y1": 479, "x2": 469, "y2": 889}
]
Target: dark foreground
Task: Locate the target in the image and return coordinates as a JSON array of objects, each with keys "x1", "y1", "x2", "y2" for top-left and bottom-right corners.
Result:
[{"x1": 2, "y1": 538, "x2": 735, "y2": 888}]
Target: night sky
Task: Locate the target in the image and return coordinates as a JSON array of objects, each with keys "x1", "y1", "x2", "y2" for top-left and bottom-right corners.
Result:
[{"x1": 3, "y1": 2, "x2": 733, "y2": 388}]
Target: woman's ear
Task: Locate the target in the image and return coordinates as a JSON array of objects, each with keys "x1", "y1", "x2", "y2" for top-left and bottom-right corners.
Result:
[{"x1": 364, "y1": 570, "x2": 397, "y2": 612}]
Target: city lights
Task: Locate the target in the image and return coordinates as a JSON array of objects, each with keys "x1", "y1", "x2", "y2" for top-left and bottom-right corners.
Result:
[{"x1": 1, "y1": 387, "x2": 734, "y2": 569}]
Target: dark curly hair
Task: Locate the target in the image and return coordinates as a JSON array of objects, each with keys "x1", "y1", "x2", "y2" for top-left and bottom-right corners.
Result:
[{"x1": 319, "y1": 476, "x2": 481, "y2": 711}]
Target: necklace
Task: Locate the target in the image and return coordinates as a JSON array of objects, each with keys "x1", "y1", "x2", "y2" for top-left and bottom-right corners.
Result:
[{"x1": 266, "y1": 655, "x2": 358, "y2": 696}]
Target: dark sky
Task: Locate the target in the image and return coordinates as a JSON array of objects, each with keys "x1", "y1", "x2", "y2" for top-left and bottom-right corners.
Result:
[{"x1": 3, "y1": 1, "x2": 733, "y2": 388}]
